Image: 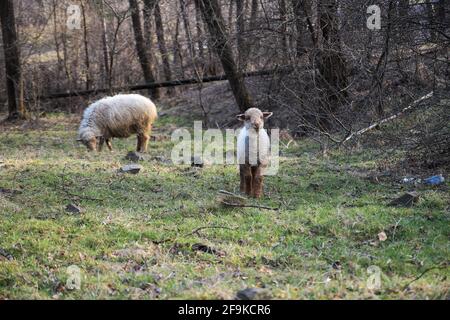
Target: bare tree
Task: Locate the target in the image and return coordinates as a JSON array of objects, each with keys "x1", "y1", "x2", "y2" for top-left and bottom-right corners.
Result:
[
  {"x1": 194, "y1": 0, "x2": 205, "y2": 61},
  {"x1": 103, "y1": 2, "x2": 131, "y2": 90},
  {"x1": 0, "y1": 0, "x2": 26, "y2": 120},
  {"x1": 80, "y1": 0, "x2": 92, "y2": 90},
  {"x1": 142, "y1": 0, "x2": 159, "y2": 82},
  {"x1": 316, "y1": 0, "x2": 348, "y2": 128},
  {"x1": 195, "y1": 0, "x2": 253, "y2": 112},
  {"x1": 52, "y1": 0, "x2": 63, "y2": 91},
  {"x1": 154, "y1": 2, "x2": 173, "y2": 86},
  {"x1": 236, "y1": 0, "x2": 245, "y2": 69},
  {"x1": 98, "y1": 0, "x2": 110, "y2": 87},
  {"x1": 291, "y1": 0, "x2": 305, "y2": 58},
  {"x1": 129, "y1": 0, "x2": 160, "y2": 99},
  {"x1": 180, "y1": 0, "x2": 197, "y2": 67},
  {"x1": 172, "y1": 9, "x2": 185, "y2": 78},
  {"x1": 278, "y1": 0, "x2": 289, "y2": 64}
]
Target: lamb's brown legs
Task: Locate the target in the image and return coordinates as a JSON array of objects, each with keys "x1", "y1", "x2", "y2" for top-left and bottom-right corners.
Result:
[
  {"x1": 240, "y1": 165, "x2": 246, "y2": 193},
  {"x1": 240, "y1": 164, "x2": 253, "y2": 196},
  {"x1": 251, "y1": 166, "x2": 264, "y2": 198}
]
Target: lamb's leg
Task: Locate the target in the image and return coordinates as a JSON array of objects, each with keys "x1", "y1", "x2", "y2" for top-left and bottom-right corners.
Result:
[
  {"x1": 243, "y1": 165, "x2": 253, "y2": 196},
  {"x1": 239, "y1": 165, "x2": 245, "y2": 193},
  {"x1": 251, "y1": 166, "x2": 264, "y2": 198},
  {"x1": 106, "y1": 139, "x2": 113, "y2": 151}
]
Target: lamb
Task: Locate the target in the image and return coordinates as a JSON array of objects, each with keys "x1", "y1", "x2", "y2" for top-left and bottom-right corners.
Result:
[
  {"x1": 236, "y1": 108, "x2": 273, "y2": 198},
  {"x1": 77, "y1": 94, "x2": 157, "y2": 152}
]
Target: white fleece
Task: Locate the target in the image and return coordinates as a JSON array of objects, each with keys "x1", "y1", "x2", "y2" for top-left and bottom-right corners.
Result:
[
  {"x1": 237, "y1": 126, "x2": 270, "y2": 166},
  {"x1": 78, "y1": 94, "x2": 157, "y2": 141}
]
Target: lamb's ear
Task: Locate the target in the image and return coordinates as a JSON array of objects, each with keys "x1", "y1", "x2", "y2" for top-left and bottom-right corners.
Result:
[
  {"x1": 263, "y1": 112, "x2": 273, "y2": 119},
  {"x1": 236, "y1": 114, "x2": 246, "y2": 121}
]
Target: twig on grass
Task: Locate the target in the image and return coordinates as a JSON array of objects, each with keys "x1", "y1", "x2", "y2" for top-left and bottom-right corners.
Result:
[
  {"x1": 152, "y1": 225, "x2": 237, "y2": 245},
  {"x1": 220, "y1": 201, "x2": 280, "y2": 211},
  {"x1": 403, "y1": 264, "x2": 449, "y2": 291},
  {"x1": 217, "y1": 190, "x2": 280, "y2": 211}
]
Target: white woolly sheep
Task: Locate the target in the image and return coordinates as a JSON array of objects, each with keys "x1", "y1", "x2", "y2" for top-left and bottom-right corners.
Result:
[
  {"x1": 236, "y1": 108, "x2": 273, "y2": 198},
  {"x1": 77, "y1": 94, "x2": 158, "y2": 152}
]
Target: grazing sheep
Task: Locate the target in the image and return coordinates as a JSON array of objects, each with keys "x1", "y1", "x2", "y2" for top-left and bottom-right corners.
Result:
[
  {"x1": 77, "y1": 94, "x2": 157, "y2": 152},
  {"x1": 236, "y1": 108, "x2": 273, "y2": 198}
]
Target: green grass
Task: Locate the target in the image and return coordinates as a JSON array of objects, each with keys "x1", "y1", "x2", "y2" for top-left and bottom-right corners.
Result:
[{"x1": 0, "y1": 114, "x2": 448, "y2": 300}]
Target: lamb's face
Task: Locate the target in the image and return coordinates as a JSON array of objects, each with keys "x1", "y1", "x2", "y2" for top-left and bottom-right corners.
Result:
[{"x1": 237, "y1": 108, "x2": 273, "y2": 131}]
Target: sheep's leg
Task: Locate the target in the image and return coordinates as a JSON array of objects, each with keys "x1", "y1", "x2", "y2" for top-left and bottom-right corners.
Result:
[
  {"x1": 137, "y1": 134, "x2": 149, "y2": 153},
  {"x1": 106, "y1": 139, "x2": 113, "y2": 151},
  {"x1": 136, "y1": 135, "x2": 143, "y2": 152},
  {"x1": 141, "y1": 134, "x2": 150, "y2": 153},
  {"x1": 251, "y1": 166, "x2": 264, "y2": 198},
  {"x1": 142, "y1": 124, "x2": 152, "y2": 153},
  {"x1": 98, "y1": 137, "x2": 105, "y2": 152},
  {"x1": 136, "y1": 123, "x2": 152, "y2": 153}
]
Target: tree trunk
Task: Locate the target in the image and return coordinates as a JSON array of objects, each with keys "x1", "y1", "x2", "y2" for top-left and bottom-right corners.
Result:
[
  {"x1": 236, "y1": 0, "x2": 245, "y2": 69},
  {"x1": 142, "y1": 0, "x2": 159, "y2": 82},
  {"x1": 316, "y1": 0, "x2": 348, "y2": 129},
  {"x1": 248, "y1": 0, "x2": 259, "y2": 69},
  {"x1": 52, "y1": 0, "x2": 63, "y2": 92},
  {"x1": 278, "y1": 0, "x2": 289, "y2": 64},
  {"x1": 194, "y1": 0, "x2": 205, "y2": 61},
  {"x1": 437, "y1": 0, "x2": 446, "y2": 34},
  {"x1": 249, "y1": 0, "x2": 258, "y2": 29},
  {"x1": 0, "y1": 0, "x2": 26, "y2": 120},
  {"x1": 154, "y1": 3, "x2": 172, "y2": 85},
  {"x1": 98, "y1": 0, "x2": 110, "y2": 88},
  {"x1": 195, "y1": 0, "x2": 253, "y2": 112},
  {"x1": 426, "y1": 2, "x2": 436, "y2": 42},
  {"x1": 172, "y1": 11, "x2": 185, "y2": 78},
  {"x1": 80, "y1": 0, "x2": 92, "y2": 91},
  {"x1": 129, "y1": 0, "x2": 160, "y2": 99},
  {"x1": 301, "y1": 0, "x2": 318, "y2": 47},
  {"x1": 228, "y1": 0, "x2": 234, "y2": 29},
  {"x1": 180, "y1": 0, "x2": 196, "y2": 61},
  {"x1": 291, "y1": 0, "x2": 306, "y2": 58}
]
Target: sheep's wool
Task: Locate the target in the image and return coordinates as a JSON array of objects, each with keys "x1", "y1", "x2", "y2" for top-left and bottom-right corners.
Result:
[
  {"x1": 78, "y1": 94, "x2": 157, "y2": 141},
  {"x1": 237, "y1": 126, "x2": 270, "y2": 166}
]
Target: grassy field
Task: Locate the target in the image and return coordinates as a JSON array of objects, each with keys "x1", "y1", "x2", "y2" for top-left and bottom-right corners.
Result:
[{"x1": 0, "y1": 113, "x2": 448, "y2": 300}]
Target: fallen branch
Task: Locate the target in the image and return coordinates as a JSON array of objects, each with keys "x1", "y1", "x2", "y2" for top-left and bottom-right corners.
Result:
[
  {"x1": 403, "y1": 264, "x2": 449, "y2": 291},
  {"x1": 217, "y1": 190, "x2": 279, "y2": 210},
  {"x1": 220, "y1": 201, "x2": 280, "y2": 211},
  {"x1": 341, "y1": 91, "x2": 434, "y2": 144},
  {"x1": 152, "y1": 225, "x2": 237, "y2": 245}
]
